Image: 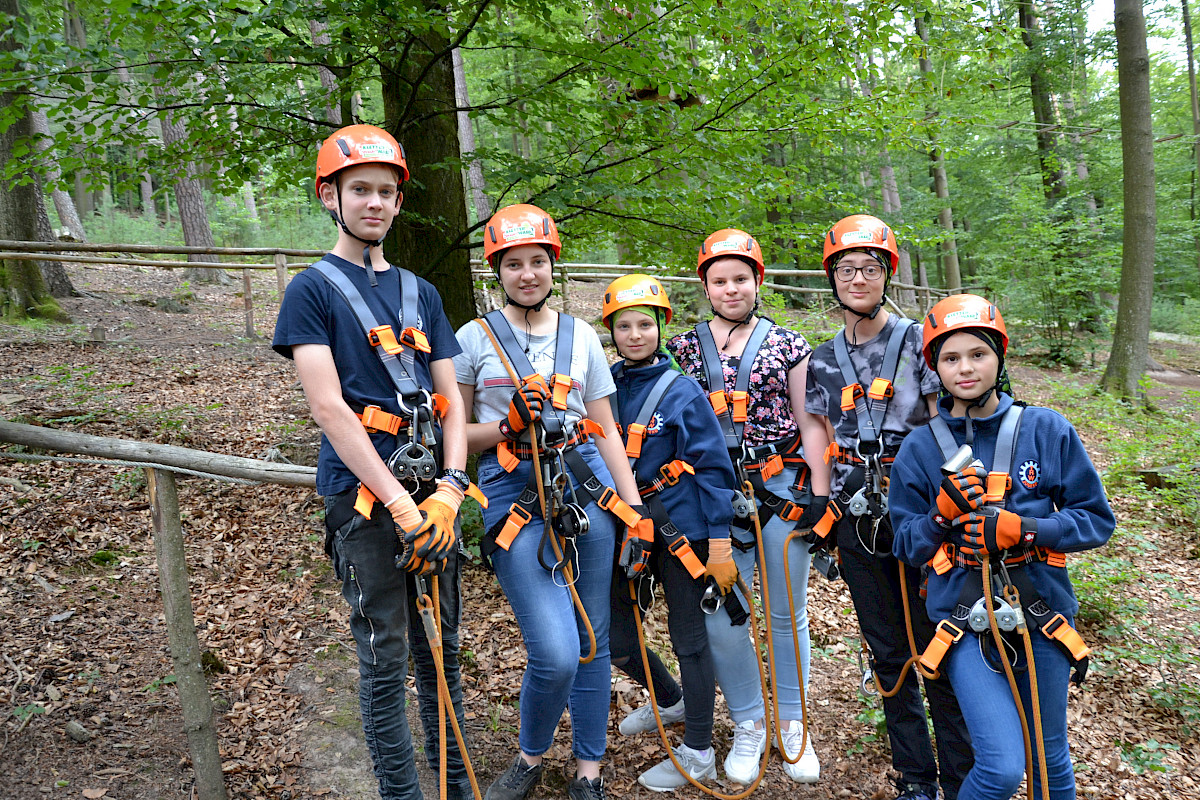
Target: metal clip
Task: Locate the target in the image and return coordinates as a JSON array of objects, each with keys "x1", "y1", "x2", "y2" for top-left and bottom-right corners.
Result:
[
  {"x1": 848, "y1": 487, "x2": 869, "y2": 517},
  {"x1": 701, "y1": 580, "x2": 725, "y2": 615},
  {"x1": 857, "y1": 646, "x2": 877, "y2": 696},
  {"x1": 731, "y1": 490, "x2": 754, "y2": 520},
  {"x1": 386, "y1": 441, "x2": 438, "y2": 486}
]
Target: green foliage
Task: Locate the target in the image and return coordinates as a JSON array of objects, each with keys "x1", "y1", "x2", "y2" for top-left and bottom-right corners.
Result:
[
  {"x1": 1119, "y1": 739, "x2": 1179, "y2": 775},
  {"x1": 1150, "y1": 298, "x2": 1200, "y2": 338}
]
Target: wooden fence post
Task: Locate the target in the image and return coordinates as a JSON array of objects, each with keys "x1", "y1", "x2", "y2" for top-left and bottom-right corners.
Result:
[
  {"x1": 274, "y1": 252, "x2": 288, "y2": 297},
  {"x1": 146, "y1": 468, "x2": 229, "y2": 800},
  {"x1": 241, "y1": 269, "x2": 255, "y2": 339}
]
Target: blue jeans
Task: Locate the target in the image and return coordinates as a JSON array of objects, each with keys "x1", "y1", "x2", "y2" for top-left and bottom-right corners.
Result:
[
  {"x1": 948, "y1": 627, "x2": 1076, "y2": 800},
  {"x1": 706, "y1": 540, "x2": 767, "y2": 725},
  {"x1": 326, "y1": 493, "x2": 470, "y2": 800},
  {"x1": 757, "y1": 466, "x2": 813, "y2": 720},
  {"x1": 478, "y1": 444, "x2": 615, "y2": 762}
]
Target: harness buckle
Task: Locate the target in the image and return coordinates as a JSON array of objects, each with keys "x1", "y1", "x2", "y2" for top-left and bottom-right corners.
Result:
[{"x1": 368, "y1": 324, "x2": 404, "y2": 355}]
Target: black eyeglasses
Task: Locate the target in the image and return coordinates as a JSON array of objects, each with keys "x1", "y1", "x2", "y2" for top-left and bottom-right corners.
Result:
[{"x1": 834, "y1": 263, "x2": 885, "y2": 282}]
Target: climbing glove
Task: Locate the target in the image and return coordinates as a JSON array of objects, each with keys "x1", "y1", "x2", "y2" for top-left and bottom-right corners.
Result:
[
  {"x1": 618, "y1": 504, "x2": 654, "y2": 580},
  {"x1": 704, "y1": 537, "x2": 738, "y2": 594},
  {"x1": 955, "y1": 506, "x2": 1037, "y2": 555},
  {"x1": 795, "y1": 495, "x2": 829, "y2": 533},
  {"x1": 935, "y1": 466, "x2": 988, "y2": 521},
  {"x1": 401, "y1": 483, "x2": 463, "y2": 574},
  {"x1": 505, "y1": 374, "x2": 550, "y2": 436}
]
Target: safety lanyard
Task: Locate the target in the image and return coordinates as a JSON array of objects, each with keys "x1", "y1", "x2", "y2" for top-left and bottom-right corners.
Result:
[
  {"x1": 831, "y1": 317, "x2": 914, "y2": 455},
  {"x1": 311, "y1": 259, "x2": 424, "y2": 405},
  {"x1": 694, "y1": 318, "x2": 773, "y2": 452},
  {"x1": 481, "y1": 309, "x2": 574, "y2": 438}
]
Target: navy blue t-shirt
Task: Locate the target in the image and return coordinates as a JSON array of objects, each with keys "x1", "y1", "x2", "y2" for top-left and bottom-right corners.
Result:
[{"x1": 272, "y1": 253, "x2": 461, "y2": 495}]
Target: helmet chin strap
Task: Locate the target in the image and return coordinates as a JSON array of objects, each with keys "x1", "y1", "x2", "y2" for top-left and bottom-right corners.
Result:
[{"x1": 504, "y1": 292, "x2": 551, "y2": 312}]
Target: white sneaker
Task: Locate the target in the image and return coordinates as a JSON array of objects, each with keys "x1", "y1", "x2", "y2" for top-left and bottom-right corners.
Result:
[
  {"x1": 723, "y1": 720, "x2": 767, "y2": 785},
  {"x1": 637, "y1": 744, "x2": 717, "y2": 792},
  {"x1": 777, "y1": 722, "x2": 820, "y2": 783},
  {"x1": 618, "y1": 697, "x2": 686, "y2": 736}
]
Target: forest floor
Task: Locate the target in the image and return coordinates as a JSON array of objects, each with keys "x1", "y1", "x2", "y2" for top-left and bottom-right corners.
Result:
[{"x1": 0, "y1": 261, "x2": 1197, "y2": 800}]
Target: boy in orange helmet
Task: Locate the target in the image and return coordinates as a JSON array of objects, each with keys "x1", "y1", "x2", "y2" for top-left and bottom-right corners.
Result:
[{"x1": 273, "y1": 124, "x2": 471, "y2": 799}]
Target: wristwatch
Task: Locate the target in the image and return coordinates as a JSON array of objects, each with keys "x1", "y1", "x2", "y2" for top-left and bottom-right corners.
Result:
[{"x1": 439, "y1": 468, "x2": 471, "y2": 493}]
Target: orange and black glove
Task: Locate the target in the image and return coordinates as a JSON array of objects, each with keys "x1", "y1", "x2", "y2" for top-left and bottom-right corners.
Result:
[
  {"x1": 704, "y1": 537, "x2": 738, "y2": 594},
  {"x1": 397, "y1": 483, "x2": 463, "y2": 574},
  {"x1": 935, "y1": 465, "x2": 988, "y2": 523},
  {"x1": 955, "y1": 507, "x2": 1038, "y2": 555},
  {"x1": 799, "y1": 496, "x2": 832, "y2": 547},
  {"x1": 504, "y1": 375, "x2": 550, "y2": 438},
  {"x1": 618, "y1": 504, "x2": 654, "y2": 580}
]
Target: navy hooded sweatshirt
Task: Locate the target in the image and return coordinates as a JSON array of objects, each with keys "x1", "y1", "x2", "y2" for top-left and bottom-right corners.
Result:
[
  {"x1": 610, "y1": 357, "x2": 737, "y2": 542},
  {"x1": 890, "y1": 393, "x2": 1115, "y2": 622}
]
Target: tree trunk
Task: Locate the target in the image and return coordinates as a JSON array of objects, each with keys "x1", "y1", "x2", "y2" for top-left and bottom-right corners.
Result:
[
  {"x1": 1183, "y1": 0, "x2": 1200, "y2": 284},
  {"x1": 34, "y1": 175, "x2": 76, "y2": 298},
  {"x1": 309, "y1": 18, "x2": 342, "y2": 126},
  {"x1": 158, "y1": 107, "x2": 227, "y2": 284},
  {"x1": 1018, "y1": 0, "x2": 1068, "y2": 203},
  {"x1": 140, "y1": 162, "x2": 155, "y2": 220},
  {"x1": 453, "y1": 47, "x2": 490, "y2": 226},
  {"x1": 380, "y1": 16, "x2": 474, "y2": 330},
  {"x1": 31, "y1": 109, "x2": 87, "y2": 242},
  {"x1": 915, "y1": 14, "x2": 961, "y2": 292},
  {"x1": 878, "y1": 155, "x2": 916, "y2": 309},
  {"x1": 0, "y1": 0, "x2": 64, "y2": 320},
  {"x1": 1102, "y1": 0, "x2": 1155, "y2": 400}
]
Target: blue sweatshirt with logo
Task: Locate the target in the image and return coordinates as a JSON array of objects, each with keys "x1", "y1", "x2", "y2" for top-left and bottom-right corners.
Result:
[
  {"x1": 610, "y1": 357, "x2": 736, "y2": 542},
  {"x1": 890, "y1": 393, "x2": 1115, "y2": 622}
]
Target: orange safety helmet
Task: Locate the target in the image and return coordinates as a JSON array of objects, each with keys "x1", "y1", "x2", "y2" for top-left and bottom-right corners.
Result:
[
  {"x1": 822, "y1": 214, "x2": 899, "y2": 274},
  {"x1": 601, "y1": 274, "x2": 673, "y2": 328},
  {"x1": 922, "y1": 294, "x2": 1009, "y2": 368},
  {"x1": 697, "y1": 228, "x2": 764, "y2": 282},
  {"x1": 483, "y1": 204, "x2": 562, "y2": 267},
  {"x1": 314, "y1": 124, "x2": 410, "y2": 197}
]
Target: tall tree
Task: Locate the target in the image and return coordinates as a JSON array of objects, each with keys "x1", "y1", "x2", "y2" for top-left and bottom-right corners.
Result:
[
  {"x1": 31, "y1": 109, "x2": 86, "y2": 242},
  {"x1": 1102, "y1": 0, "x2": 1155, "y2": 399},
  {"x1": 1018, "y1": 0, "x2": 1068, "y2": 203},
  {"x1": 915, "y1": 13, "x2": 961, "y2": 292},
  {"x1": 158, "y1": 105, "x2": 226, "y2": 284},
  {"x1": 0, "y1": 0, "x2": 63, "y2": 320},
  {"x1": 1183, "y1": 0, "x2": 1200, "y2": 285}
]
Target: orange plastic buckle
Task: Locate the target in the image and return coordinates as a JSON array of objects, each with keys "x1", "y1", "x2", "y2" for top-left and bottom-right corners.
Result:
[
  {"x1": 368, "y1": 324, "x2": 404, "y2": 355},
  {"x1": 760, "y1": 453, "x2": 784, "y2": 481},
  {"x1": 359, "y1": 405, "x2": 404, "y2": 435},
  {"x1": 729, "y1": 390, "x2": 749, "y2": 423},
  {"x1": 599, "y1": 487, "x2": 640, "y2": 526},
  {"x1": 550, "y1": 373, "x2": 572, "y2": 410},
  {"x1": 985, "y1": 472, "x2": 1010, "y2": 503},
  {"x1": 812, "y1": 500, "x2": 841, "y2": 539},
  {"x1": 840, "y1": 383, "x2": 864, "y2": 412},
  {"x1": 496, "y1": 504, "x2": 532, "y2": 550},
  {"x1": 625, "y1": 423, "x2": 646, "y2": 459},
  {"x1": 354, "y1": 485, "x2": 378, "y2": 519},
  {"x1": 467, "y1": 482, "x2": 489, "y2": 509},
  {"x1": 919, "y1": 620, "x2": 964, "y2": 674},
  {"x1": 708, "y1": 390, "x2": 729, "y2": 417},
  {"x1": 1042, "y1": 614, "x2": 1091, "y2": 660},
  {"x1": 659, "y1": 460, "x2": 694, "y2": 487},
  {"x1": 1045, "y1": 549, "x2": 1067, "y2": 568},
  {"x1": 778, "y1": 501, "x2": 803, "y2": 522},
  {"x1": 868, "y1": 377, "x2": 894, "y2": 401},
  {"x1": 931, "y1": 543, "x2": 954, "y2": 575},
  {"x1": 576, "y1": 418, "x2": 605, "y2": 440},
  {"x1": 399, "y1": 326, "x2": 431, "y2": 354},
  {"x1": 824, "y1": 441, "x2": 840, "y2": 465},
  {"x1": 497, "y1": 442, "x2": 520, "y2": 473},
  {"x1": 668, "y1": 538, "x2": 707, "y2": 579},
  {"x1": 430, "y1": 393, "x2": 450, "y2": 419}
]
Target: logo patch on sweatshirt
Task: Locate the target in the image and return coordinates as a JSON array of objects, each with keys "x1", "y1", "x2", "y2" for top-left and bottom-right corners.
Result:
[
  {"x1": 645, "y1": 411, "x2": 665, "y2": 436},
  {"x1": 1018, "y1": 460, "x2": 1040, "y2": 490}
]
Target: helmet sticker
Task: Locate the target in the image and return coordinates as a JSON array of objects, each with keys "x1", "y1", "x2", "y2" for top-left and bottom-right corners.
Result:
[
  {"x1": 615, "y1": 287, "x2": 649, "y2": 303},
  {"x1": 358, "y1": 142, "x2": 396, "y2": 160},
  {"x1": 943, "y1": 309, "x2": 984, "y2": 326},
  {"x1": 709, "y1": 238, "x2": 740, "y2": 254},
  {"x1": 840, "y1": 230, "x2": 874, "y2": 245},
  {"x1": 1019, "y1": 460, "x2": 1040, "y2": 490},
  {"x1": 501, "y1": 221, "x2": 536, "y2": 242}
]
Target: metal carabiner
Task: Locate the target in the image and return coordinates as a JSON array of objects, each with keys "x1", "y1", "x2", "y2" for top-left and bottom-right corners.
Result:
[
  {"x1": 700, "y1": 579, "x2": 725, "y2": 615},
  {"x1": 857, "y1": 645, "x2": 878, "y2": 696}
]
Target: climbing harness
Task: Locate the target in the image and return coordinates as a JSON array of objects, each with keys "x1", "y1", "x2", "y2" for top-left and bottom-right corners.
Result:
[
  {"x1": 916, "y1": 407, "x2": 1090, "y2": 800},
  {"x1": 474, "y1": 311, "x2": 642, "y2": 663}
]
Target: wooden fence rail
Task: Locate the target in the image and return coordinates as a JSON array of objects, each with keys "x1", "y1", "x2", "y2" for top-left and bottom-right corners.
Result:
[{"x1": 0, "y1": 420, "x2": 316, "y2": 800}]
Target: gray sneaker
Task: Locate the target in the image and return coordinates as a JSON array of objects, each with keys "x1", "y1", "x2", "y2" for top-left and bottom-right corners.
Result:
[
  {"x1": 484, "y1": 755, "x2": 543, "y2": 800},
  {"x1": 617, "y1": 697, "x2": 686, "y2": 736},
  {"x1": 567, "y1": 775, "x2": 607, "y2": 800},
  {"x1": 637, "y1": 745, "x2": 717, "y2": 792}
]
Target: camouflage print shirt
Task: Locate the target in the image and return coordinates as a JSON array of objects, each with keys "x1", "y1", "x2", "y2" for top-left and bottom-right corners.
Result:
[{"x1": 805, "y1": 314, "x2": 941, "y2": 494}]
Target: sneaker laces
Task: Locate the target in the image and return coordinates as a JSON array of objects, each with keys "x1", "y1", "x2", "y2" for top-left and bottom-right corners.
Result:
[{"x1": 731, "y1": 723, "x2": 766, "y2": 758}]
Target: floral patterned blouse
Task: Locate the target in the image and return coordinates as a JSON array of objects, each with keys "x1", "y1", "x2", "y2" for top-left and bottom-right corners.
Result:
[{"x1": 667, "y1": 320, "x2": 812, "y2": 447}]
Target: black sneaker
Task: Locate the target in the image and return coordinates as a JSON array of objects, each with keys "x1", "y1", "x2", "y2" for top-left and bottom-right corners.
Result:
[
  {"x1": 484, "y1": 755, "x2": 543, "y2": 800},
  {"x1": 895, "y1": 782, "x2": 938, "y2": 800},
  {"x1": 566, "y1": 775, "x2": 606, "y2": 800}
]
